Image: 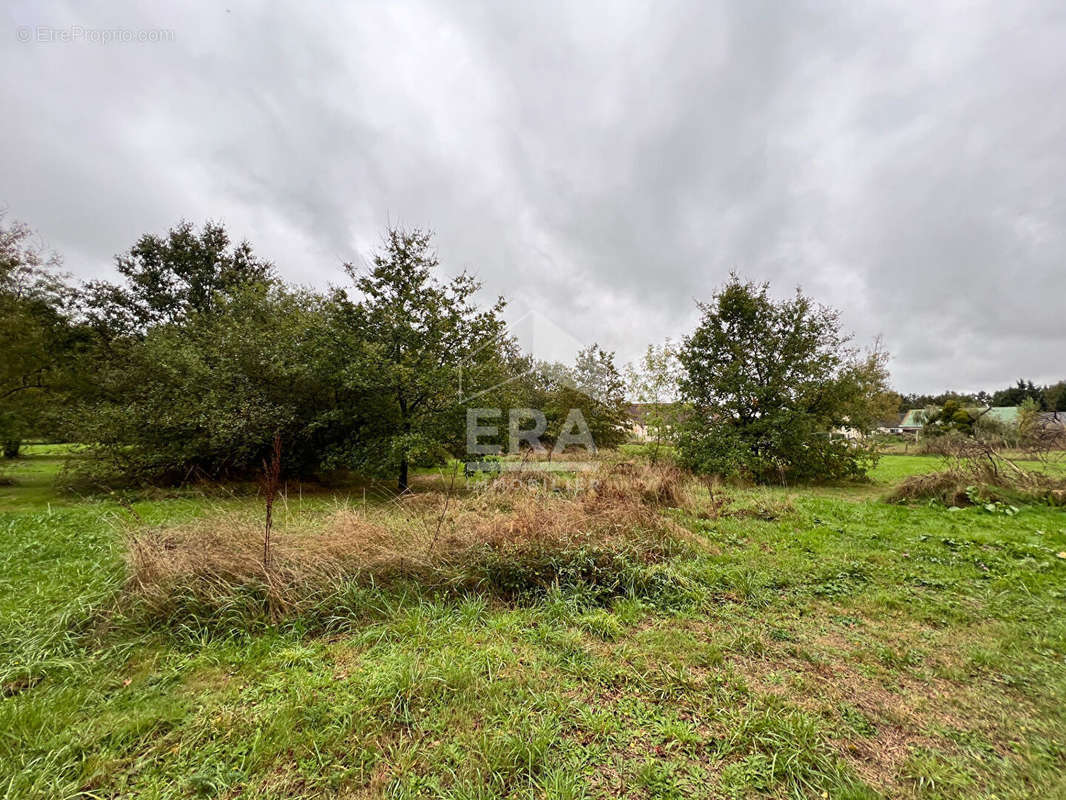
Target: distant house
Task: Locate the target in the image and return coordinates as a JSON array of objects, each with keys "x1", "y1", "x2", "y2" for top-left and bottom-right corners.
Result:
[
  {"x1": 876, "y1": 413, "x2": 905, "y2": 435},
  {"x1": 830, "y1": 425, "x2": 863, "y2": 440},
  {"x1": 895, "y1": 406, "x2": 1024, "y2": 438},
  {"x1": 626, "y1": 403, "x2": 654, "y2": 442},
  {"x1": 626, "y1": 402, "x2": 685, "y2": 442},
  {"x1": 975, "y1": 406, "x2": 1020, "y2": 426},
  {"x1": 898, "y1": 409, "x2": 928, "y2": 436}
]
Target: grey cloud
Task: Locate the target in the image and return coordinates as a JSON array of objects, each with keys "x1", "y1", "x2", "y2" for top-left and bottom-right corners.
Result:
[{"x1": 3, "y1": 0, "x2": 1065, "y2": 392}]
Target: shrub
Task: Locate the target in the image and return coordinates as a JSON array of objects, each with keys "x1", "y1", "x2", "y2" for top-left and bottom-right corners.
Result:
[{"x1": 66, "y1": 285, "x2": 342, "y2": 486}]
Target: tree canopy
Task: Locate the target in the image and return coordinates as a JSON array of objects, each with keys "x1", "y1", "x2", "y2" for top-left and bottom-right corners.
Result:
[
  {"x1": 17, "y1": 210, "x2": 1061, "y2": 491},
  {"x1": 334, "y1": 227, "x2": 510, "y2": 490},
  {"x1": 626, "y1": 341, "x2": 684, "y2": 461},
  {"x1": 0, "y1": 215, "x2": 83, "y2": 456},
  {"x1": 83, "y1": 220, "x2": 274, "y2": 336},
  {"x1": 68, "y1": 284, "x2": 340, "y2": 483},
  {"x1": 676, "y1": 276, "x2": 891, "y2": 482}
]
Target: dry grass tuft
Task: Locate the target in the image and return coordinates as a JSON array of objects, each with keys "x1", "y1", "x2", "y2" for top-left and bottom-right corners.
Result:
[
  {"x1": 123, "y1": 462, "x2": 706, "y2": 624},
  {"x1": 588, "y1": 462, "x2": 695, "y2": 509},
  {"x1": 888, "y1": 458, "x2": 1066, "y2": 507},
  {"x1": 888, "y1": 470, "x2": 974, "y2": 506}
]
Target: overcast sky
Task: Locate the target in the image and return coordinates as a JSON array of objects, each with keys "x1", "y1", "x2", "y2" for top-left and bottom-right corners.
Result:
[{"x1": 4, "y1": 0, "x2": 1065, "y2": 393}]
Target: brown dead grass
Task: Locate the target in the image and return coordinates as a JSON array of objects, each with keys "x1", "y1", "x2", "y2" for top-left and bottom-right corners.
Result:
[
  {"x1": 588, "y1": 461, "x2": 696, "y2": 508},
  {"x1": 124, "y1": 463, "x2": 704, "y2": 621},
  {"x1": 888, "y1": 459, "x2": 1066, "y2": 506}
]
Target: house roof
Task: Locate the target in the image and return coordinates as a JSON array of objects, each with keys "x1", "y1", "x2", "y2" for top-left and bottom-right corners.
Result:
[
  {"x1": 899, "y1": 409, "x2": 926, "y2": 428},
  {"x1": 977, "y1": 406, "x2": 1020, "y2": 425},
  {"x1": 898, "y1": 406, "x2": 1023, "y2": 429},
  {"x1": 626, "y1": 403, "x2": 664, "y2": 423}
]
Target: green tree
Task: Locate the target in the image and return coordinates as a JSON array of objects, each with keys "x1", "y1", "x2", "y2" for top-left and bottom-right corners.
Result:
[
  {"x1": 68, "y1": 221, "x2": 339, "y2": 484},
  {"x1": 503, "y1": 347, "x2": 631, "y2": 455},
  {"x1": 337, "y1": 227, "x2": 508, "y2": 490},
  {"x1": 1016, "y1": 396, "x2": 1042, "y2": 442},
  {"x1": 69, "y1": 284, "x2": 342, "y2": 484},
  {"x1": 991, "y1": 379, "x2": 1044, "y2": 409},
  {"x1": 0, "y1": 215, "x2": 81, "y2": 457},
  {"x1": 923, "y1": 398, "x2": 975, "y2": 436},
  {"x1": 1044, "y1": 381, "x2": 1066, "y2": 412},
  {"x1": 676, "y1": 276, "x2": 888, "y2": 482},
  {"x1": 568, "y1": 344, "x2": 630, "y2": 451},
  {"x1": 83, "y1": 220, "x2": 274, "y2": 336}
]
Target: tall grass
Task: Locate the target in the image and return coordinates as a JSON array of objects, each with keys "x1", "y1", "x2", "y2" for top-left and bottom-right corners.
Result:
[
  {"x1": 121, "y1": 463, "x2": 706, "y2": 628},
  {"x1": 888, "y1": 451, "x2": 1066, "y2": 506}
]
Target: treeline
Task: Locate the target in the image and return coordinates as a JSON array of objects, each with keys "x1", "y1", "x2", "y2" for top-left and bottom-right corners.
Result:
[
  {"x1": 1, "y1": 218, "x2": 630, "y2": 488},
  {"x1": 4, "y1": 215, "x2": 897, "y2": 486},
  {"x1": 901, "y1": 379, "x2": 1066, "y2": 413}
]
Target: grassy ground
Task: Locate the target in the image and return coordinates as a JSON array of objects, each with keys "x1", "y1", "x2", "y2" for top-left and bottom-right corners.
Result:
[{"x1": 2, "y1": 451, "x2": 1065, "y2": 798}]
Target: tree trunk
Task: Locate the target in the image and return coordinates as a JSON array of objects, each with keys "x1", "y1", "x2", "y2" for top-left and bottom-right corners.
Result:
[
  {"x1": 398, "y1": 457, "x2": 409, "y2": 492},
  {"x1": 2, "y1": 440, "x2": 20, "y2": 459}
]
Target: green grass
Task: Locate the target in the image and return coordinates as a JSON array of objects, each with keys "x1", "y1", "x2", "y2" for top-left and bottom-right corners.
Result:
[
  {"x1": 868, "y1": 453, "x2": 1066, "y2": 483},
  {"x1": 2, "y1": 453, "x2": 1066, "y2": 798},
  {"x1": 0, "y1": 444, "x2": 80, "y2": 511}
]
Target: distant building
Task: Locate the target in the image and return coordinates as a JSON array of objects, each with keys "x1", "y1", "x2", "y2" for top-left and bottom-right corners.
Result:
[
  {"x1": 626, "y1": 403, "x2": 654, "y2": 442},
  {"x1": 876, "y1": 413, "x2": 905, "y2": 434},
  {"x1": 898, "y1": 409, "x2": 928, "y2": 435},
  {"x1": 894, "y1": 406, "x2": 1023, "y2": 437},
  {"x1": 626, "y1": 402, "x2": 685, "y2": 442},
  {"x1": 975, "y1": 406, "x2": 1020, "y2": 426},
  {"x1": 830, "y1": 425, "x2": 864, "y2": 441}
]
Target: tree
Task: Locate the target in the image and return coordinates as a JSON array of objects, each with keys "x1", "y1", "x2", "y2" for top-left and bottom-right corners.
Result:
[
  {"x1": 900, "y1": 390, "x2": 977, "y2": 411},
  {"x1": 337, "y1": 227, "x2": 508, "y2": 490},
  {"x1": 923, "y1": 398, "x2": 976, "y2": 436},
  {"x1": 567, "y1": 344, "x2": 630, "y2": 451},
  {"x1": 991, "y1": 379, "x2": 1044, "y2": 409},
  {"x1": 676, "y1": 276, "x2": 889, "y2": 482},
  {"x1": 67, "y1": 221, "x2": 340, "y2": 484},
  {"x1": 82, "y1": 220, "x2": 274, "y2": 336},
  {"x1": 497, "y1": 346, "x2": 631, "y2": 456},
  {"x1": 0, "y1": 215, "x2": 81, "y2": 456},
  {"x1": 625, "y1": 340, "x2": 684, "y2": 462},
  {"x1": 1015, "y1": 396, "x2": 1042, "y2": 440},
  {"x1": 68, "y1": 284, "x2": 342, "y2": 484},
  {"x1": 1043, "y1": 381, "x2": 1066, "y2": 412}
]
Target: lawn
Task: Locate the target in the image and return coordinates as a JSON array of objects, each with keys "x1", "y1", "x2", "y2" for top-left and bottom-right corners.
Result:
[{"x1": 2, "y1": 453, "x2": 1065, "y2": 798}]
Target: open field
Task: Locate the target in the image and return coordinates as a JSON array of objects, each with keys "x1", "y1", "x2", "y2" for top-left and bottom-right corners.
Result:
[{"x1": 2, "y1": 451, "x2": 1066, "y2": 799}]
